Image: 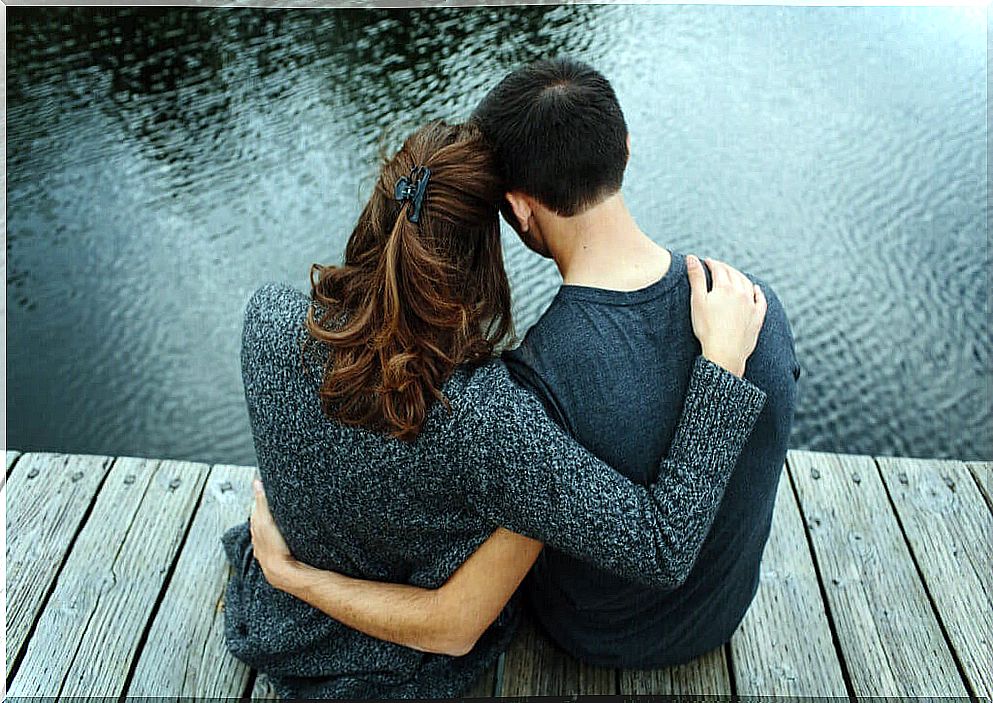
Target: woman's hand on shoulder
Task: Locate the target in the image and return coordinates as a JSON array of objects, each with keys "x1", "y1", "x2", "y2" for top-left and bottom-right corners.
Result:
[{"x1": 686, "y1": 255, "x2": 767, "y2": 377}]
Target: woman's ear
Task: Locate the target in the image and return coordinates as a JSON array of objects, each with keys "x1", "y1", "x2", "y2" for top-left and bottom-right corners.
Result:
[{"x1": 503, "y1": 192, "x2": 533, "y2": 233}]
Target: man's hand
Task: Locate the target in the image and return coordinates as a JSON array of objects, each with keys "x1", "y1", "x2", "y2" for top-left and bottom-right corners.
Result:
[{"x1": 249, "y1": 479, "x2": 298, "y2": 591}]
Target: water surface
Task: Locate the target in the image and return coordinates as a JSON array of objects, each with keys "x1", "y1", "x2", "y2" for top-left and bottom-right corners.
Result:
[{"x1": 6, "y1": 5, "x2": 990, "y2": 464}]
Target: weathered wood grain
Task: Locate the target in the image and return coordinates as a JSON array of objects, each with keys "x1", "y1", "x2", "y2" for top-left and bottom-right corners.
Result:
[
  {"x1": 128, "y1": 464, "x2": 256, "y2": 697},
  {"x1": 250, "y1": 672, "x2": 281, "y2": 699},
  {"x1": 731, "y1": 471, "x2": 848, "y2": 697},
  {"x1": 788, "y1": 450, "x2": 967, "y2": 698},
  {"x1": 5, "y1": 453, "x2": 114, "y2": 678},
  {"x1": 731, "y1": 466, "x2": 849, "y2": 697},
  {"x1": 8, "y1": 457, "x2": 207, "y2": 697},
  {"x1": 618, "y1": 646, "x2": 729, "y2": 695},
  {"x1": 11, "y1": 450, "x2": 990, "y2": 698},
  {"x1": 967, "y1": 462, "x2": 992, "y2": 510},
  {"x1": 463, "y1": 660, "x2": 498, "y2": 698},
  {"x1": 877, "y1": 456, "x2": 993, "y2": 700},
  {"x1": 499, "y1": 617, "x2": 615, "y2": 696}
]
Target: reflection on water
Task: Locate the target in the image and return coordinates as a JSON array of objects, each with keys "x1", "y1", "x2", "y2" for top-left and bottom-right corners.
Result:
[{"x1": 6, "y1": 6, "x2": 990, "y2": 464}]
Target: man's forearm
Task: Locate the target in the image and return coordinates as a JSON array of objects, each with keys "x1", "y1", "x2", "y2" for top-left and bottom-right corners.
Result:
[{"x1": 273, "y1": 561, "x2": 474, "y2": 656}]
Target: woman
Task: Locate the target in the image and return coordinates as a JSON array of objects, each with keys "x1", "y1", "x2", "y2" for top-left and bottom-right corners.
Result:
[{"x1": 222, "y1": 120, "x2": 768, "y2": 699}]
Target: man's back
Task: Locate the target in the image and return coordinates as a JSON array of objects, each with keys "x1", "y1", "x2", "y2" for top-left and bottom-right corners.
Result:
[{"x1": 504, "y1": 251, "x2": 800, "y2": 668}]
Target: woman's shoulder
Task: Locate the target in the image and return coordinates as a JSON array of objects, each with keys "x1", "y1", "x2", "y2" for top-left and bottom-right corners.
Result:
[
  {"x1": 240, "y1": 282, "x2": 314, "y2": 374},
  {"x1": 244, "y1": 282, "x2": 310, "y2": 330},
  {"x1": 444, "y1": 357, "x2": 512, "y2": 401}
]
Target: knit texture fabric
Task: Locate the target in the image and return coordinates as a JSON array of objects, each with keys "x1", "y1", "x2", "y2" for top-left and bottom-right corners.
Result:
[{"x1": 221, "y1": 282, "x2": 767, "y2": 699}]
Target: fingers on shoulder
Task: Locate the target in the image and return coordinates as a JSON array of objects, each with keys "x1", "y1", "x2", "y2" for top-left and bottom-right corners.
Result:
[
  {"x1": 686, "y1": 254, "x2": 707, "y2": 296},
  {"x1": 753, "y1": 285, "x2": 769, "y2": 323},
  {"x1": 704, "y1": 257, "x2": 729, "y2": 287},
  {"x1": 704, "y1": 257, "x2": 760, "y2": 299}
]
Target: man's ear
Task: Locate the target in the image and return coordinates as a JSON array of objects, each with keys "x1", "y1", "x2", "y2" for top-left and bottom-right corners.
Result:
[
  {"x1": 504, "y1": 192, "x2": 533, "y2": 233},
  {"x1": 625, "y1": 133, "x2": 632, "y2": 164}
]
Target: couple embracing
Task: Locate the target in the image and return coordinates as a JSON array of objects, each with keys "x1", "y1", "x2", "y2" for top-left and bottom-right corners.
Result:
[{"x1": 221, "y1": 57, "x2": 800, "y2": 699}]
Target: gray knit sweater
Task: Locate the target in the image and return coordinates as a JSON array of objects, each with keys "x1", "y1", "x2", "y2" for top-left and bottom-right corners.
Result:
[{"x1": 221, "y1": 283, "x2": 766, "y2": 700}]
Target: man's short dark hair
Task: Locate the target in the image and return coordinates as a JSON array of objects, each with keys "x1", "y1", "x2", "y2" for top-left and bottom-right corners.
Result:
[{"x1": 471, "y1": 57, "x2": 628, "y2": 217}]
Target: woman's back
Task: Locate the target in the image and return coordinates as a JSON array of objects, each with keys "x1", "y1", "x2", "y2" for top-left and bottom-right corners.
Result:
[
  {"x1": 242, "y1": 282, "x2": 506, "y2": 582},
  {"x1": 224, "y1": 282, "x2": 517, "y2": 698}
]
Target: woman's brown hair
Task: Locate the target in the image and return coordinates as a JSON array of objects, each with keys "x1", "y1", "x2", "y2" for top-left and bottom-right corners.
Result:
[{"x1": 305, "y1": 121, "x2": 513, "y2": 441}]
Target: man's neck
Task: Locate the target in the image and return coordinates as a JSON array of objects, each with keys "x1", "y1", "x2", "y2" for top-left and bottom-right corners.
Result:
[{"x1": 543, "y1": 192, "x2": 671, "y2": 292}]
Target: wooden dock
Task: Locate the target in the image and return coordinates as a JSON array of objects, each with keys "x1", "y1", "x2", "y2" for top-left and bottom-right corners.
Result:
[{"x1": 4, "y1": 449, "x2": 991, "y2": 700}]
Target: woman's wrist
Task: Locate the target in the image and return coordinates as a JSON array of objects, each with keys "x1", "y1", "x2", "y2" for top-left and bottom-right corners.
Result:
[{"x1": 701, "y1": 348, "x2": 746, "y2": 378}]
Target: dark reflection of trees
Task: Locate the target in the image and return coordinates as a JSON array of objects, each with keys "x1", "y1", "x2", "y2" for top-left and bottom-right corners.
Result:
[
  {"x1": 7, "y1": 5, "x2": 604, "y2": 188},
  {"x1": 310, "y1": 5, "x2": 603, "y2": 136},
  {"x1": 9, "y1": 8, "x2": 225, "y2": 109},
  {"x1": 9, "y1": 7, "x2": 235, "y2": 193}
]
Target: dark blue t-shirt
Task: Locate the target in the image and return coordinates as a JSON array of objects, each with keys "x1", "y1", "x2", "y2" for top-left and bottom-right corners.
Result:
[{"x1": 502, "y1": 251, "x2": 800, "y2": 668}]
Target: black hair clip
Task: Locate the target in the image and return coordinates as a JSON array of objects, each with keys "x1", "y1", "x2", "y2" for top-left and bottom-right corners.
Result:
[{"x1": 394, "y1": 166, "x2": 431, "y2": 224}]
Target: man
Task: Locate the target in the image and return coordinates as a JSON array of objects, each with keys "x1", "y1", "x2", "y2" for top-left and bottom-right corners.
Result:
[{"x1": 249, "y1": 58, "x2": 799, "y2": 670}]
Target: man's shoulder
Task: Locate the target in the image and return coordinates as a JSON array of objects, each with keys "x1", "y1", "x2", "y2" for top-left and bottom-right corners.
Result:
[
  {"x1": 500, "y1": 298, "x2": 590, "y2": 432},
  {"x1": 507, "y1": 293, "x2": 588, "y2": 360},
  {"x1": 728, "y1": 274, "x2": 801, "y2": 388},
  {"x1": 744, "y1": 273, "x2": 789, "y2": 320},
  {"x1": 502, "y1": 297, "x2": 577, "y2": 389},
  {"x1": 691, "y1": 259, "x2": 795, "y2": 357},
  {"x1": 739, "y1": 275, "x2": 796, "y2": 355}
]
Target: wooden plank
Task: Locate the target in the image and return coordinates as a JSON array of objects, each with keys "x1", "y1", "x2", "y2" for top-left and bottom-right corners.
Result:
[
  {"x1": 499, "y1": 617, "x2": 615, "y2": 695},
  {"x1": 788, "y1": 450, "x2": 967, "y2": 698},
  {"x1": 250, "y1": 672, "x2": 280, "y2": 699},
  {"x1": 463, "y1": 660, "x2": 498, "y2": 698},
  {"x1": 8, "y1": 457, "x2": 207, "y2": 697},
  {"x1": 128, "y1": 464, "x2": 255, "y2": 697},
  {"x1": 967, "y1": 462, "x2": 992, "y2": 510},
  {"x1": 730, "y1": 465, "x2": 849, "y2": 697},
  {"x1": 877, "y1": 456, "x2": 993, "y2": 700},
  {"x1": 5, "y1": 453, "x2": 114, "y2": 678},
  {"x1": 619, "y1": 646, "x2": 729, "y2": 695}
]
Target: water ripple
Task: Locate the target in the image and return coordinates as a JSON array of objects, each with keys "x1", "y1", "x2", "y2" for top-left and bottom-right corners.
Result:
[{"x1": 6, "y1": 5, "x2": 989, "y2": 464}]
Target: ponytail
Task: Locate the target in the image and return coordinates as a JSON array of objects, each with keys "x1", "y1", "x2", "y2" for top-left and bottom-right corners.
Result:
[{"x1": 305, "y1": 121, "x2": 513, "y2": 441}]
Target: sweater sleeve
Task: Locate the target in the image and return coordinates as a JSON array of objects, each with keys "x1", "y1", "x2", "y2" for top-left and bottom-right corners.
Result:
[{"x1": 462, "y1": 355, "x2": 767, "y2": 590}]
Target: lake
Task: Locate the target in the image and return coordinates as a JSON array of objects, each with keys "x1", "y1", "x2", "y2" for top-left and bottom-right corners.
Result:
[{"x1": 6, "y1": 5, "x2": 990, "y2": 465}]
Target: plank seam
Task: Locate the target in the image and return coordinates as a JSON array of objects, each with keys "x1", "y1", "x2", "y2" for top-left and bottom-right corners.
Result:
[
  {"x1": 120, "y1": 463, "x2": 214, "y2": 698},
  {"x1": 871, "y1": 456, "x2": 978, "y2": 700},
  {"x1": 966, "y1": 464, "x2": 993, "y2": 514},
  {"x1": 107, "y1": 460, "x2": 163, "y2": 592},
  {"x1": 493, "y1": 650, "x2": 505, "y2": 697},
  {"x1": 6, "y1": 455, "x2": 118, "y2": 690},
  {"x1": 244, "y1": 670, "x2": 261, "y2": 699},
  {"x1": 54, "y1": 595, "x2": 103, "y2": 699},
  {"x1": 4, "y1": 451, "x2": 23, "y2": 484},
  {"x1": 55, "y1": 458, "x2": 167, "y2": 698},
  {"x1": 723, "y1": 642, "x2": 738, "y2": 701},
  {"x1": 191, "y1": 622, "x2": 213, "y2": 694},
  {"x1": 784, "y1": 454, "x2": 858, "y2": 701}
]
